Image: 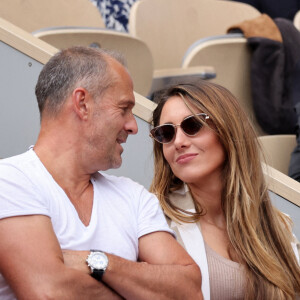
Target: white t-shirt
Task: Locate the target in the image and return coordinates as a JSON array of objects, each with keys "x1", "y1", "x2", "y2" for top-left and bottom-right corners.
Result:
[{"x1": 0, "y1": 149, "x2": 173, "y2": 300}]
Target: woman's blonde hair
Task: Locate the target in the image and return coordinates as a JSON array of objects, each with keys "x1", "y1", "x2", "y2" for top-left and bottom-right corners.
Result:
[{"x1": 150, "y1": 81, "x2": 300, "y2": 299}]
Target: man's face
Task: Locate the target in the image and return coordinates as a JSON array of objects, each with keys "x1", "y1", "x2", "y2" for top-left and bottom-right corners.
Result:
[{"x1": 87, "y1": 60, "x2": 138, "y2": 171}]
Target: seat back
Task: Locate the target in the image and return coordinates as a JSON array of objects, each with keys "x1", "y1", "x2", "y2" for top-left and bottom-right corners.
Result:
[
  {"x1": 0, "y1": 0, "x2": 104, "y2": 33},
  {"x1": 34, "y1": 28, "x2": 153, "y2": 96},
  {"x1": 129, "y1": 0, "x2": 260, "y2": 70},
  {"x1": 258, "y1": 135, "x2": 297, "y2": 175},
  {"x1": 183, "y1": 34, "x2": 265, "y2": 135},
  {"x1": 293, "y1": 10, "x2": 300, "y2": 31}
]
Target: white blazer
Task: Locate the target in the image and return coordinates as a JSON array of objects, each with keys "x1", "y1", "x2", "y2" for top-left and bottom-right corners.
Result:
[{"x1": 168, "y1": 186, "x2": 210, "y2": 300}]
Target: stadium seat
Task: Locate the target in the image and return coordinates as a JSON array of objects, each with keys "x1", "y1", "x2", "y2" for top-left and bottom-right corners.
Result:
[
  {"x1": 182, "y1": 33, "x2": 265, "y2": 135},
  {"x1": 258, "y1": 135, "x2": 297, "y2": 175},
  {"x1": 0, "y1": 0, "x2": 104, "y2": 32},
  {"x1": 129, "y1": 0, "x2": 260, "y2": 70},
  {"x1": 293, "y1": 10, "x2": 300, "y2": 31},
  {"x1": 36, "y1": 26, "x2": 217, "y2": 97},
  {"x1": 34, "y1": 27, "x2": 154, "y2": 96},
  {"x1": 128, "y1": 0, "x2": 259, "y2": 96}
]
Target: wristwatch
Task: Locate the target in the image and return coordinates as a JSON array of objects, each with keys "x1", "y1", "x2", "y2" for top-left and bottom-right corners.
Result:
[{"x1": 86, "y1": 250, "x2": 108, "y2": 281}]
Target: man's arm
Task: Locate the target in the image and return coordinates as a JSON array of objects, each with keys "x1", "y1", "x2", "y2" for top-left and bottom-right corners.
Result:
[
  {"x1": 0, "y1": 215, "x2": 123, "y2": 300},
  {"x1": 64, "y1": 231, "x2": 203, "y2": 300}
]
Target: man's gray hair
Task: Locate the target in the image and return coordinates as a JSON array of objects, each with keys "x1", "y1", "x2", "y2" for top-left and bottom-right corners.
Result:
[{"x1": 35, "y1": 46, "x2": 127, "y2": 118}]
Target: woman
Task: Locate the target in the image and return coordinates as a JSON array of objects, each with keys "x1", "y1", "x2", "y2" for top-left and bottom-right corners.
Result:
[{"x1": 149, "y1": 81, "x2": 300, "y2": 300}]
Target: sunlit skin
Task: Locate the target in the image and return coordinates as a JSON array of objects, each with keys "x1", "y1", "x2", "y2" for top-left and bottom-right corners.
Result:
[
  {"x1": 33, "y1": 58, "x2": 138, "y2": 225},
  {"x1": 160, "y1": 96, "x2": 233, "y2": 259},
  {"x1": 85, "y1": 58, "x2": 138, "y2": 172},
  {"x1": 160, "y1": 96, "x2": 226, "y2": 189}
]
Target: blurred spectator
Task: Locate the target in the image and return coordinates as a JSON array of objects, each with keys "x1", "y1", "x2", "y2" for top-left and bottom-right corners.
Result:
[
  {"x1": 289, "y1": 102, "x2": 300, "y2": 182},
  {"x1": 230, "y1": 0, "x2": 300, "y2": 20},
  {"x1": 228, "y1": 14, "x2": 300, "y2": 134},
  {"x1": 90, "y1": 0, "x2": 138, "y2": 31}
]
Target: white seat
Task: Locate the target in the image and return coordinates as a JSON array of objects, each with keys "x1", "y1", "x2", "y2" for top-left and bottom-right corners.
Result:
[
  {"x1": 128, "y1": 0, "x2": 259, "y2": 96},
  {"x1": 0, "y1": 0, "x2": 104, "y2": 33},
  {"x1": 182, "y1": 33, "x2": 265, "y2": 135},
  {"x1": 34, "y1": 27, "x2": 216, "y2": 97},
  {"x1": 129, "y1": 0, "x2": 260, "y2": 70},
  {"x1": 34, "y1": 27, "x2": 154, "y2": 96},
  {"x1": 258, "y1": 135, "x2": 297, "y2": 175},
  {"x1": 293, "y1": 10, "x2": 300, "y2": 31}
]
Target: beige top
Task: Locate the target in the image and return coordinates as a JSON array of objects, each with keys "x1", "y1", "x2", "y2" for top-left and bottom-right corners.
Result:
[{"x1": 205, "y1": 242, "x2": 246, "y2": 300}]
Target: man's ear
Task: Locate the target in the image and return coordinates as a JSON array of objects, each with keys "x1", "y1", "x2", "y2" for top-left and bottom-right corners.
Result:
[{"x1": 72, "y1": 88, "x2": 90, "y2": 120}]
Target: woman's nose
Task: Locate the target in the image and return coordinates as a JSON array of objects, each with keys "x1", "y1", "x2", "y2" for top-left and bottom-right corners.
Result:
[{"x1": 173, "y1": 127, "x2": 190, "y2": 149}]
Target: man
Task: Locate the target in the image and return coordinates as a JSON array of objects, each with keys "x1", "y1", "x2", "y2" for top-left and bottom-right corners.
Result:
[{"x1": 0, "y1": 46, "x2": 203, "y2": 299}]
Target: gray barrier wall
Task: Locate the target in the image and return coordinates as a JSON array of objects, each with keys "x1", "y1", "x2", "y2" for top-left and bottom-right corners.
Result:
[{"x1": 0, "y1": 41, "x2": 41, "y2": 157}]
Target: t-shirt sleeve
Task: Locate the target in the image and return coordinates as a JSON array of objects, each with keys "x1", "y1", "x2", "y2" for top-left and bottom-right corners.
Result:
[
  {"x1": 136, "y1": 185, "x2": 175, "y2": 238},
  {"x1": 0, "y1": 163, "x2": 50, "y2": 219}
]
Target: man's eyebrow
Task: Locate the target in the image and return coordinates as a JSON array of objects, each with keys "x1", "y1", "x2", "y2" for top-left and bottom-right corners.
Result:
[{"x1": 120, "y1": 99, "x2": 135, "y2": 107}]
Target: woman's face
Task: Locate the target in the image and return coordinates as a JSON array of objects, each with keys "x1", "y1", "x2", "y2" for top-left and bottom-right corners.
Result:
[{"x1": 159, "y1": 96, "x2": 226, "y2": 185}]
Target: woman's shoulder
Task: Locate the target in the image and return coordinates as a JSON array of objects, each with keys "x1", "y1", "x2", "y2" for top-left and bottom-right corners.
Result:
[{"x1": 168, "y1": 184, "x2": 195, "y2": 210}]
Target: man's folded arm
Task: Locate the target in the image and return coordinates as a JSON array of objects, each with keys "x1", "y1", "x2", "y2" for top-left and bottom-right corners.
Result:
[
  {"x1": 64, "y1": 231, "x2": 203, "y2": 300},
  {"x1": 0, "y1": 215, "x2": 123, "y2": 300}
]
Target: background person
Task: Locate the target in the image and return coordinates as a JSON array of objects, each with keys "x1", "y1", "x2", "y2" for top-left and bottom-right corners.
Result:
[
  {"x1": 90, "y1": 0, "x2": 137, "y2": 32},
  {"x1": 289, "y1": 102, "x2": 300, "y2": 182},
  {"x1": 230, "y1": 0, "x2": 300, "y2": 20},
  {"x1": 150, "y1": 81, "x2": 300, "y2": 300},
  {"x1": 0, "y1": 47, "x2": 203, "y2": 300}
]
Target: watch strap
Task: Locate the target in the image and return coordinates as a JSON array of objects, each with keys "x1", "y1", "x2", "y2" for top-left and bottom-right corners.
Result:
[{"x1": 91, "y1": 268, "x2": 105, "y2": 281}]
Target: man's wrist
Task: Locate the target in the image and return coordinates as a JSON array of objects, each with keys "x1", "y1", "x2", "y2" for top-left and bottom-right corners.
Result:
[{"x1": 86, "y1": 250, "x2": 109, "y2": 281}]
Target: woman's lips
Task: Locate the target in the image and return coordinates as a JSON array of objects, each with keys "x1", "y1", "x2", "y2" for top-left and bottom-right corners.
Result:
[{"x1": 176, "y1": 153, "x2": 198, "y2": 164}]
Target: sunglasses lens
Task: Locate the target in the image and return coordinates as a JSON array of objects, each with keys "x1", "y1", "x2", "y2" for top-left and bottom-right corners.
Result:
[
  {"x1": 181, "y1": 115, "x2": 203, "y2": 135},
  {"x1": 152, "y1": 125, "x2": 175, "y2": 143},
  {"x1": 151, "y1": 114, "x2": 207, "y2": 144}
]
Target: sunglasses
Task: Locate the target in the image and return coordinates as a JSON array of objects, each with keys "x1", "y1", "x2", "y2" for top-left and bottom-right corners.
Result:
[{"x1": 150, "y1": 113, "x2": 209, "y2": 144}]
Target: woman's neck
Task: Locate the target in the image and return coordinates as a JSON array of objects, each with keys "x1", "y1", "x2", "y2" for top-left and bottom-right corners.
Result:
[{"x1": 188, "y1": 180, "x2": 225, "y2": 228}]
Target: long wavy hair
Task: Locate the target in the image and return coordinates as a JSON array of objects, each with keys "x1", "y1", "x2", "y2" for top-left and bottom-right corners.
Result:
[{"x1": 150, "y1": 81, "x2": 300, "y2": 299}]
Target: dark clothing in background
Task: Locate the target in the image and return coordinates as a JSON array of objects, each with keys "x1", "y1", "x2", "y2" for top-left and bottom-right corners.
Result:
[
  {"x1": 228, "y1": 14, "x2": 300, "y2": 134},
  {"x1": 229, "y1": 13, "x2": 300, "y2": 180},
  {"x1": 230, "y1": 0, "x2": 300, "y2": 20},
  {"x1": 289, "y1": 103, "x2": 300, "y2": 182},
  {"x1": 90, "y1": 0, "x2": 137, "y2": 32},
  {"x1": 249, "y1": 17, "x2": 300, "y2": 134}
]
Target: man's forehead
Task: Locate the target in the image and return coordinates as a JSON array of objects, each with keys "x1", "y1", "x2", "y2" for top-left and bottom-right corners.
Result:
[{"x1": 99, "y1": 84, "x2": 135, "y2": 107}]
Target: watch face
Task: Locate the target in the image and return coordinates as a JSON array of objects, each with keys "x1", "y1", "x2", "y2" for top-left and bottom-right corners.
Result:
[{"x1": 88, "y1": 252, "x2": 108, "y2": 270}]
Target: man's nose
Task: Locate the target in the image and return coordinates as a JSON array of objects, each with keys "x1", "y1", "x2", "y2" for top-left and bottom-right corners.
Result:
[{"x1": 126, "y1": 113, "x2": 138, "y2": 135}]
